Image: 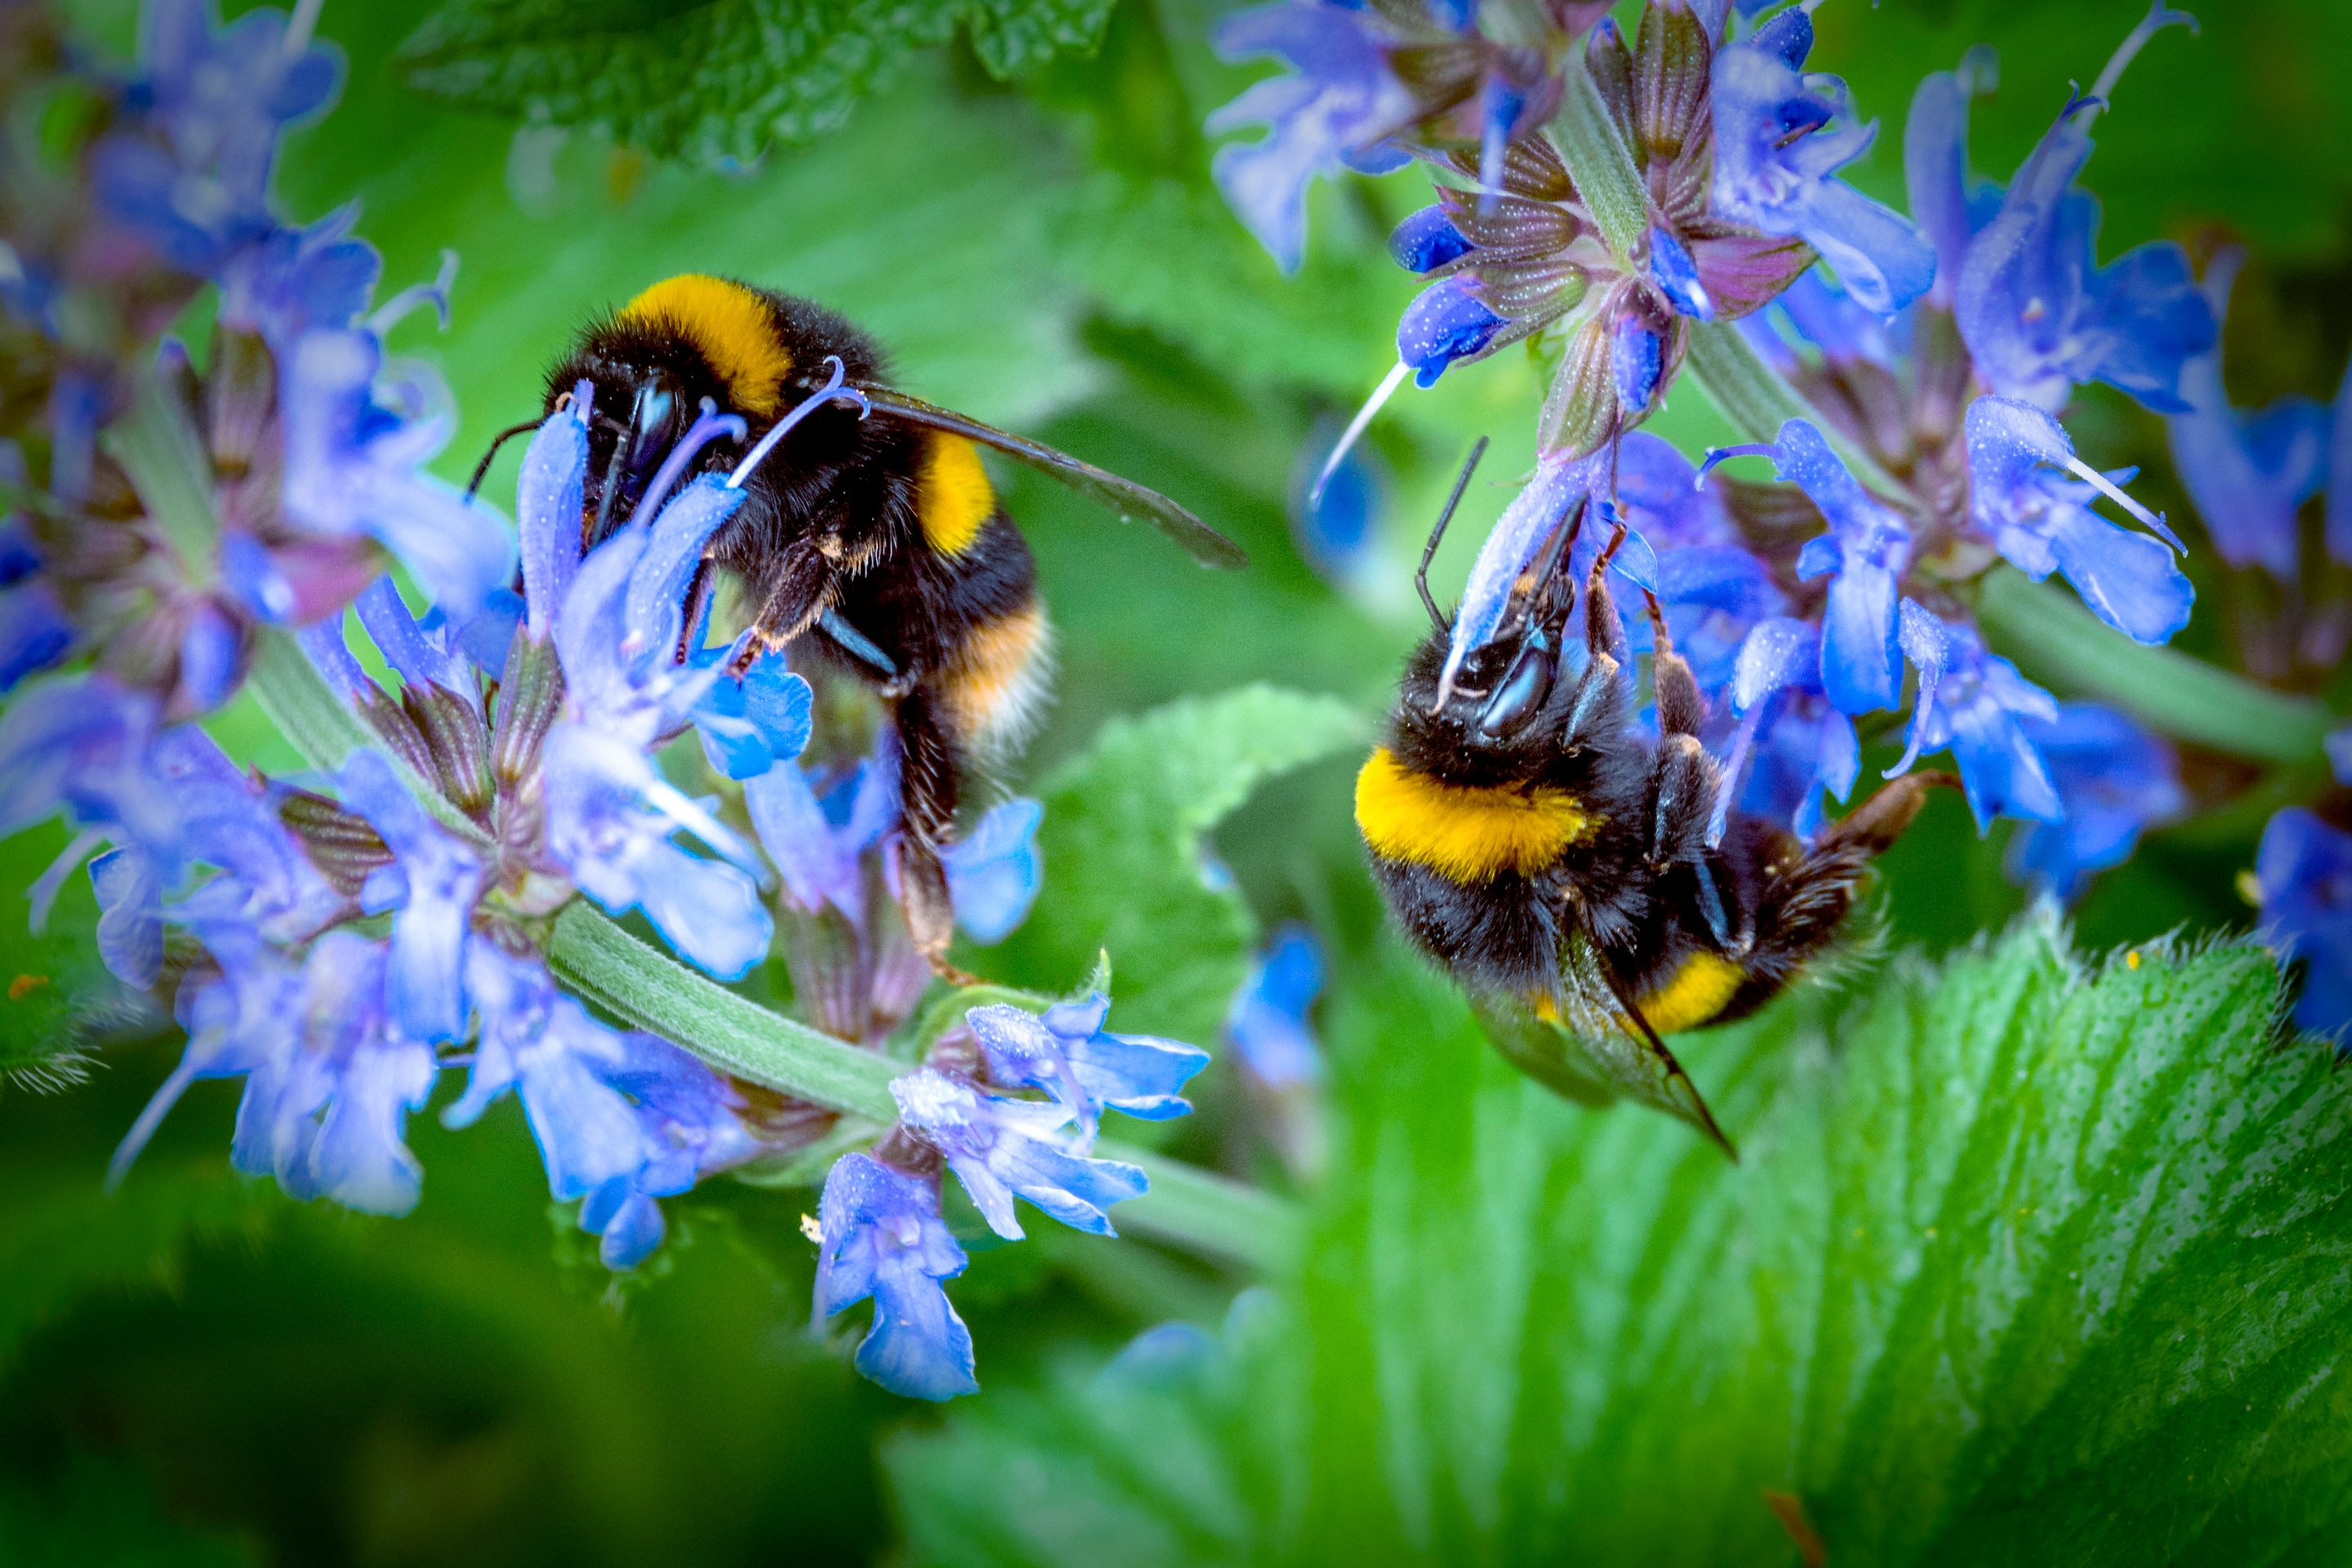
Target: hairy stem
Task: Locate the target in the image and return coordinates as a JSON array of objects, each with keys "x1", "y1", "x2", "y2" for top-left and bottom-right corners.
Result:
[
  {"x1": 549, "y1": 903, "x2": 1299, "y2": 1270},
  {"x1": 1976, "y1": 572, "x2": 2336, "y2": 762}
]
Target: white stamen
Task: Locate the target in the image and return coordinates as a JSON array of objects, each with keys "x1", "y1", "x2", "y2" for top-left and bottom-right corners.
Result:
[
  {"x1": 29, "y1": 828, "x2": 105, "y2": 932},
  {"x1": 1310, "y1": 361, "x2": 1411, "y2": 507},
  {"x1": 2088, "y1": 3, "x2": 2197, "y2": 117},
  {"x1": 283, "y1": 0, "x2": 323, "y2": 57},
  {"x1": 727, "y1": 356, "x2": 868, "y2": 490},
  {"x1": 2061, "y1": 453, "x2": 2185, "y2": 551}
]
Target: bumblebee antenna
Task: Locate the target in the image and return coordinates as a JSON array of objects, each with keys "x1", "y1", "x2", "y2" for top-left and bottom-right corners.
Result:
[
  {"x1": 465, "y1": 419, "x2": 544, "y2": 501},
  {"x1": 1418, "y1": 436, "x2": 1488, "y2": 633}
]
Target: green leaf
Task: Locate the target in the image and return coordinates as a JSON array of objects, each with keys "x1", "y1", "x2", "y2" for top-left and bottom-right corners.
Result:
[
  {"x1": 0, "y1": 1453, "x2": 260, "y2": 1568},
  {"x1": 891, "y1": 917, "x2": 2352, "y2": 1564},
  {"x1": 0, "y1": 1169, "x2": 274, "y2": 1369},
  {"x1": 1045, "y1": 172, "x2": 1410, "y2": 394},
  {"x1": 395, "y1": 0, "x2": 1116, "y2": 168},
  {"x1": 966, "y1": 0, "x2": 1117, "y2": 77},
  {"x1": 990, "y1": 684, "x2": 1370, "y2": 1045}
]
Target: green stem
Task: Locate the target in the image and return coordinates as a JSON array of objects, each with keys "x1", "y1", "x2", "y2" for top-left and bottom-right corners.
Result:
[
  {"x1": 101, "y1": 363, "x2": 220, "y2": 572},
  {"x1": 1548, "y1": 52, "x2": 1646, "y2": 261},
  {"x1": 1682, "y1": 321, "x2": 1907, "y2": 496},
  {"x1": 550, "y1": 902, "x2": 898, "y2": 1119},
  {"x1": 548, "y1": 904, "x2": 1300, "y2": 1271},
  {"x1": 247, "y1": 627, "x2": 488, "y2": 844},
  {"x1": 1975, "y1": 571, "x2": 2335, "y2": 763}
]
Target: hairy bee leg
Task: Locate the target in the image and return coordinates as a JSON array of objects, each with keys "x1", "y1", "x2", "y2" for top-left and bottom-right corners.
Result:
[
  {"x1": 1636, "y1": 590, "x2": 1750, "y2": 952},
  {"x1": 1820, "y1": 768, "x2": 1960, "y2": 854},
  {"x1": 893, "y1": 688, "x2": 981, "y2": 987},
  {"x1": 1641, "y1": 590, "x2": 1706, "y2": 742},
  {"x1": 674, "y1": 559, "x2": 714, "y2": 665},
  {"x1": 733, "y1": 537, "x2": 838, "y2": 674}
]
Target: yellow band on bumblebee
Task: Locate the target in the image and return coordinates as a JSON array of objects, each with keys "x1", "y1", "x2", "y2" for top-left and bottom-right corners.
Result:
[
  {"x1": 1636, "y1": 951, "x2": 1744, "y2": 1036},
  {"x1": 1354, "y1": 746, "x2": 1600, "y2": 881},
  {"x1": 618, "y1": 274, "x2": 794, "y2": 416},
  {"x1": 918, "y1": 434, "x2": 996, "y2": 557}
]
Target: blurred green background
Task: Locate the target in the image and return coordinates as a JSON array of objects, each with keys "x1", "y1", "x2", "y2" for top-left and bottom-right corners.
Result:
[{"x1": 5, "y1": 1, "x2": 2351, "y2": 1562}]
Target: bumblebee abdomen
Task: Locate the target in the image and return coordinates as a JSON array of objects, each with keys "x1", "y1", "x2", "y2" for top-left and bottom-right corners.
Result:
[
  {"x1": 916, "y1": 434, "x2": 996, "y2": 558},
  {"x1": 1368, "y1": 855, "x2": 1561, "y2": 994},
  {"x1": 939, "y1": 595, "x2": 1053, "y2": 762},
  {"x1": 1632, "y1": 950, "x2": 1747, "y2": 1036}
]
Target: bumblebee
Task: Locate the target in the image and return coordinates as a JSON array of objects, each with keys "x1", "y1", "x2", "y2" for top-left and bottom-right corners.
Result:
[
  {"x1": 1354, "y1": 442, "x2": 1944, "y2": 1157},
  {"x1": 491, "y1": 274, "x2": 1245, "y2": 978}
]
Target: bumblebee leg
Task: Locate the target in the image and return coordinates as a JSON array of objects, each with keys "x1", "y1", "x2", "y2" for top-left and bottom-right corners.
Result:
[
  {"x1": 893, "y1": 688, "x2": 981, "y2": 987},
  {"x1": 732, "y1": 537, "x2": 837, "y2": 675},
  {"x1": 1820, "y1": 768, "x2": 1959, "y2": 854},
  {"x1": 674, "y1": 559, "x2": 714, "y2": 665},
  {"x1": 1556, "y1": 523, "x2": 1632, "y2": 748},
  {"x1": 1641, "y1": 590, "x2": 1706, "y2": 742},
  {"x1": 1637, "y1": 590, "x2": 1750, "y2": 952}
]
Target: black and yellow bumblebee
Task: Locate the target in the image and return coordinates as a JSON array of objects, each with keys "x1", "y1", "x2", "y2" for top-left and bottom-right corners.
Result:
[
  {"x1": 491, "y1": 274, "x2": 1245, "y2": 977},
  {"x1": 1353, "y1": 443, "x2": 1944, "y2": 1157}
]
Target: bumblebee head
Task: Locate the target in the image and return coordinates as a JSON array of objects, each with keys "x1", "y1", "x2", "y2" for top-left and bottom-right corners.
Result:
[
  {"x1": 1396, "y1": 488, "x2": 1586, "y2": 766},
  {"x1": 541, "y1": 322, "x2": 738, "y2": 541}
]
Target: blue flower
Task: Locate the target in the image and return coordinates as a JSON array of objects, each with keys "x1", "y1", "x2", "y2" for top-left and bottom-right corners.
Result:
[
  {"x1": 112, "y1": 929, "x2": 438, "y2": 1215},
  {"x1": 2004, "y1": 703, "x2": 2182, "y2": 902},
  {"x1": 447, "y1": 942, "x2": 760, "y2": 1268},
  {"x1": 1208, "y1": 0, "x2": 1414, "y2": 273},
  {"x1": 335, "y1": 749, "x2": 483, "y2": 1045},
  {"x1": 1439, "y1": 445, "x2": 1610, "y2": 700},
  {"x1": 815, "y1": 1153, "x2": 977, "y2": 1401},
  {"x1": 1223, "y1": 924, "x2": 1325, "y2": 1088},
  {"x1": 1950, "y1": 7, "x2": 2211, "y2": 412},
  {"x1": 216, "y1": 206, "x2": 382, "y2": 354},
  {"x1": 1291, "y1": 416, "x2": 1388, "y2": 591},
  {"x1": 1612, "y1": 307, "x2": 1665, "y2": 416},
  {"x1": 746, "y1": 733, "x2": 1041, "y2": 945},
  {"x1": 1708, "y1": 7, "x2": 1936, "y2": 317},
  {"x1": 1891, "y1": 612, "x2": 2061, "y2": 831},
  {"x1": 745, "y1": 745, "x2": 897, "y2": 924},
  {"x1": 1609, "y1": 434, "x2": 1786, "y2": 699},
  {"x1": 1392, "y1": 205, "x2": 1473, "y2": 274},
  {"x1": 0, "y1": 579, "x2": 73, "y2": 693},
  {"x1": 1715, "y1": 617, "x2": 1858, "y2": 844},
  {"x1": 1965, "y1": 395, "x2": 2191, "y2": 644},
  {"x1": 1397, "y1": 275, "x2": 1507, "y2": 388},
  {"x1": 1706, "y1": 421, "x2": 1910, "y2": 713},
  {"x1": 523, "y1": 407, "x2": 775, "y2": 979},
  {"x1": 2332, "y1": 358, "x2": 2352, "y2": 568},
  {"x1": 940, "y1": 798, "x2": 1045, "y2": 945},
  {"x1": 2164, "y1": 251, "x2": 2329, "y2": 581},
  {"x1": 91, "y1": 0, "x2": 341, "y2": 274},
  {"x1": 279, "y1": 329, "x2": 517, "y2": 624},
  {"x1": 889, "y1": 1067, "x2": 1148, "y2": 1241},
  {"x1": 690, "y1": 652, "x2": 815, "y2": 781},
  {"x1": 966, "y1": 994, "x2": 1209, "y2": 1134},
  {"x1": 2255, "y1": 808, "x2": 2352, "y2": 1044},
  {"x1": 0, "y1": 679, "x2": 185, "y2": 883},
  {"x1": 1901, "y1": 46, "x2": 2002, "y2": 305},
  {"x1": 76, "y1": 723, "x2": 344, "y2": 979}
]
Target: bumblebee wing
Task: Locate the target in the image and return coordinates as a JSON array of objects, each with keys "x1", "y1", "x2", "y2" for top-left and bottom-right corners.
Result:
[
  {"x1": 856, "y1": 385, "x2": 1247, "y2": 570},
  {"x1": 1469, "y1": 940, "x2": 1737, "y2": 1162}
]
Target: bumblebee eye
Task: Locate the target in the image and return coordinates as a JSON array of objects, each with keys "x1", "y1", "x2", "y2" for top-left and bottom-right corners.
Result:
[
  {"x1": 1477, "y1": 637, "x2": 1555, "y2": 737},
  {"x1": 622, "y1": 386, "x2": 678, "y2": 485}
]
